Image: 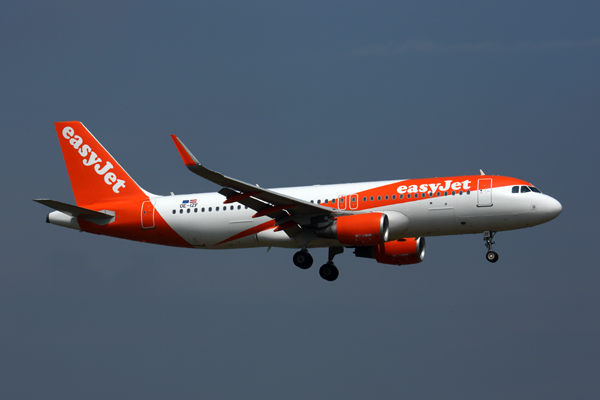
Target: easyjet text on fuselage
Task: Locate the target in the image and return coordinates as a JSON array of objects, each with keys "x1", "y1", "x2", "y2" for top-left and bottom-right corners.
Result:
[{"x1": 397, "y1": 179, "x2": 472, "y2": 195}]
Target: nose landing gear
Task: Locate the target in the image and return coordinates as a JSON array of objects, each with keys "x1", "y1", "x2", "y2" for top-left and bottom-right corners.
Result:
[{"x1": 483, "y1": 231, "x2": 499, "y2": 263}]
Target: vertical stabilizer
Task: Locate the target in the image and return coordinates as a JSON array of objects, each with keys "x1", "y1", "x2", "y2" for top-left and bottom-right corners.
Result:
[{"x1": 54, "y1": 121, "x2": 147, "y2": 205}]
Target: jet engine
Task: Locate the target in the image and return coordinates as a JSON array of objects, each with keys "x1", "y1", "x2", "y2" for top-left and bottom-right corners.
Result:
[
  {"x1": 317, "y1": 213, "x2": 389, "y2": 245},
  {"x1": 316, "y1": 212, "x2": 410, "y2": 246},
  {"x1": 354, "y1": 237, "x2": 426, "y2": 265}
]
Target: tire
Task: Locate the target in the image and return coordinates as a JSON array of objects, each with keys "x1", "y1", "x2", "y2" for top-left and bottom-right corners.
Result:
[
  {"x1": 293, "y1": 251, "x2": 313, "y2": 269},
  {"x1": 486, "y1": 251, "x2": 499, "y2": 263},
  {"x1": 319, "y1": 263, "x2": 339, "y2": 281}
]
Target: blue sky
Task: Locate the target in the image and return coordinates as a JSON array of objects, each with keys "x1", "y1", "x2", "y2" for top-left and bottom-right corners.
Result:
[{"x1": 1, "y1": 1, "x2": 599, "y2": 399}]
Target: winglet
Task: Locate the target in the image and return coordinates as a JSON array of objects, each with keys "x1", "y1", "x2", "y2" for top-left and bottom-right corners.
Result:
[{"x1": 171, "y1": 135, "x2": 200, "y2": 167}]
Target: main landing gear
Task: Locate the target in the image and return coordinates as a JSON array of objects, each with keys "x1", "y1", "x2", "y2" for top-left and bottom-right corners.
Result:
[
  {"x1": 483, "y1": 231, "x2": 499, "y2": 263},
  {"x1": 293, "y1": 249, "x2": 313, "y2": 269},
  {"x1": 293, "y1": 247, "x2": 343, "y2": 281}
]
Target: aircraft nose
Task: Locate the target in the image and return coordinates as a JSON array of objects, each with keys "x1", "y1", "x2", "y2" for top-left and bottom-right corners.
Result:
[{"x1": 545, "y1": 196, "x2": 562, "y2": 221}]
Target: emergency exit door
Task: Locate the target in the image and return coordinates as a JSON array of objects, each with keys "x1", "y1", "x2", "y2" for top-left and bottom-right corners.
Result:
[
  {"x1": 477, "y1": 178, "x2": 493, "y2": 207},
  {"x1": 141, "y1": 201, "x2": 156, "y2": 229}
]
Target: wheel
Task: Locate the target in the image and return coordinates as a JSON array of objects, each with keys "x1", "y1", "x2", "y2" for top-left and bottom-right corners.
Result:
[
  {"x1": 293, "y1": 250, "x2": 313, "y2": 269},
  {"x1": 486, "y1": 251, "x2": 499, "y2": 263},
  {"x1": 319, "y1": 263, "x2": 339, "y2": 281}
]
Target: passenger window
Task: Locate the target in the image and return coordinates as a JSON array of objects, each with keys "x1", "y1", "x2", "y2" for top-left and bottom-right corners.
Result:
[
  {"x1": 363, "y1": 197, "x2": 367, "y2": 202},
  {"x1": 194, "y1": 208, "x2": 198, "y2": 213},
  {"x1": 187, "y1": 209, "x2": 190, "y2": 213},
  {"x1": 421, "y1": 193, "x2": 425, "y2": 198},
  {"x1": 370, "y1": 196, "x2": 374, "y2": 201},
  {"x1": 172, "y1": 210, "x2": 176, "y2": 214},
  {"x1": 392, "y1": 195, "x2": 396, "y2": 200},
  {"x1": 512, "y1": 186, "x2": 519, "y2": 193},
  {"x1": 521, "y1": 186, "x2": 531, "y2": 193},
  {"x1": 179, "y1": 209, "x2": 183, "y2": 214},
  {"x1": 436, "y1": 192, "x2": 441, "y2": 197},
  {"x1": 237, "y1": 205, "x2": 241, "y2": 210},
  {"x1": 385, "y1": 195, "x2": 389, "y2": 200},
  {"x1": 377, "y1": 196, "x2": 381, "y2": 201},
  {"x1": 399, "y1": 194, "x2": 403, "y2": 199},
  {"x1": 202, "y1": 208, "x2": 205, "y2": 212},
  {"x1": 407, "y1": 194, "x2": 411, "y2": 199},
  {"x1": 208, "y1": 207, "x2": 212, "y2": 212}
]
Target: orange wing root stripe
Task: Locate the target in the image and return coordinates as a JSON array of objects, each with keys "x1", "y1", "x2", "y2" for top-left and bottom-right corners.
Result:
[
  {"x1": 274, "y1": 221, "x2": 298, "y2": 232},
  {"x1": 216, "y1": 220, "x2": 276, "y2": 245}
]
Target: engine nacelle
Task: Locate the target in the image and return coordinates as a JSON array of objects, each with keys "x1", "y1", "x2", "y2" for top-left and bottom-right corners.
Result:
[
  {"x1": 383, "y1": 211, "x2": 410, "y2": 240},
  {"x1": 354, "y1": 237, "x2": 426, "y2": 265},
  {"x1": 317, "y1": 213, "x2": 389, "y2": 246}
]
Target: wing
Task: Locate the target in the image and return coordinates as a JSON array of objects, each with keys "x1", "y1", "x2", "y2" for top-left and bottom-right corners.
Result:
[{"x1": 171, "y1": 135, "x2": 340, "y2": 237}]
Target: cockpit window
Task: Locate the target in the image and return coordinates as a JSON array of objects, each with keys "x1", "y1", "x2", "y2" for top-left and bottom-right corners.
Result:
[
  {"x1": 512, "y1": 186, "x2": 519, "y2": 193},
  {"x1": 520, "y1": 186, "x2": 531, "y2": 193},
  {"x1": 529, "y1": 186, "x2": 542, "y2": 193}
]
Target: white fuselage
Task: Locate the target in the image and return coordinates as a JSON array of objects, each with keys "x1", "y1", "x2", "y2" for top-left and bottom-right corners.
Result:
[{"x1": 154, "y1": 179, "x2": 561, "y2": 249}]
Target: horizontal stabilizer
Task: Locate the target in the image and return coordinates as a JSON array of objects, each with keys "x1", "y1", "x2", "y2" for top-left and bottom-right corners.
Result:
[{"x1": 33, "y1": 199, "x2": 115, "y2": 225}]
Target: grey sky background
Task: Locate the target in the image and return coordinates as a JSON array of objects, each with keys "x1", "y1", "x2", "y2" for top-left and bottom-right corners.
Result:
[{"x1": 1, "y1": 1, "x2": 599, "y2": 399}]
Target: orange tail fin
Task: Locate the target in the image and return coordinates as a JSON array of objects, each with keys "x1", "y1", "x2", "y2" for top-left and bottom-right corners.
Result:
[{"x1": 54, "y1": 121, "x2": 148, "y2": 206}]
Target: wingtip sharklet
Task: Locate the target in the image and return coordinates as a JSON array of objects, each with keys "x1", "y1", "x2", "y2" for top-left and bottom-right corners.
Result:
[{"x1": 171, "y1": 135, "x2": 200, "y2": 167}]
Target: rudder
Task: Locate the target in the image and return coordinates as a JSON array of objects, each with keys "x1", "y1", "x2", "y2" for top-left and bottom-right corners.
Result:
[{"x1": 54, "y1": 121, "x2": 147, "y2": 206}]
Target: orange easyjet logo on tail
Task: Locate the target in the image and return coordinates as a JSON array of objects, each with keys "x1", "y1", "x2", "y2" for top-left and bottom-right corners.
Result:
[{"x1": 62, "y1": 126, "x2": 126, "y2": 193}]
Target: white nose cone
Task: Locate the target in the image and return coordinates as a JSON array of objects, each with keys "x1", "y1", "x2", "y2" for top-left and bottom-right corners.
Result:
[{"x1": 545, "y1": 197, "x2": 562, "y2": 221}]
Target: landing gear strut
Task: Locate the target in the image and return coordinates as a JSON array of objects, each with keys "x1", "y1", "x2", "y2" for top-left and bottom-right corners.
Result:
[
  {"x1": 293, "y1": 249, "x2": 313, "y2": 269},
  {"x1": 319, "y1": 247, "x2": 343, "y2": 281},
  {"x1": 483, "y1": 231, "x2": 499, "y2": 263}
]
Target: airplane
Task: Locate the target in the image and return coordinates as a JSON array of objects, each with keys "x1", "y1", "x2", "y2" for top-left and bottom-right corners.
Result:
[{"x1": 35, "y1": 121, "x2": 562, "y2": 281}]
